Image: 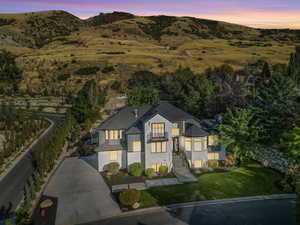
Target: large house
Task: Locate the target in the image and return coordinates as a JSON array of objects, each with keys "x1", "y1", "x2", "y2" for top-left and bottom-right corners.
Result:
[{"x1": 93, "y1": 101, "x2": 225, "y2": 172}]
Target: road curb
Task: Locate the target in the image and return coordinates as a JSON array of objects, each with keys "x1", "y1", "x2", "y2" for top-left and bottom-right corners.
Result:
[
  {"x1": 166, "y1": 193, "x2": 297, "y2": 209},
  {"x1": 0, "y1": 117, "x2": 54, "y2": 183},
  {"x1": 77, "y1": 193, "x2": 297, "y2": 225}
]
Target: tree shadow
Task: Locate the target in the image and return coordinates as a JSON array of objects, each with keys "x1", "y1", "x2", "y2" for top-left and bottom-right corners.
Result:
[{"x1": 0, "y1": 202, "x2": 14, "y2": 221}]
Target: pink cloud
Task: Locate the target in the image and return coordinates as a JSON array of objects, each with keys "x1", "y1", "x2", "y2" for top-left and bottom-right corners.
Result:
[{"x1": 191, "y1": 10, "x2": 300, "y2": 28}]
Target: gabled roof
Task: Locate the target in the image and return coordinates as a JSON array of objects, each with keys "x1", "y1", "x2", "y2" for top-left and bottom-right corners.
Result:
[
  {"x1": 96, "y1": 101, "x2": 197, "y2": 132},
  {"x1": 97, "y1": 105, "x2": 151, "y2": 130},
  {"x1": 145, "y1": 101, "x2": 196, "y2": 122},
  {"x1": 185, "y1": 123, "x2": 209, "y2": 137}
]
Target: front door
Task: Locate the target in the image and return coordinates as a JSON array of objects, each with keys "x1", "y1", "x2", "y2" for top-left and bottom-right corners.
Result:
[{"x1": 173, "y1": 137, "x2": 179, "y2": 152}]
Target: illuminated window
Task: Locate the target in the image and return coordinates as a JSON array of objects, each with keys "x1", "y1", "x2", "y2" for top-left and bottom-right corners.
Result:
[
  {"x1": 194, "y1": 138, "x2": 205, "y2": 151},
  {"x1": 151, "y1": 142, "x2": 167, "y2": 153},
  {"x1": 109, "y1": 151, "x2": 118, "y2": 161},
  {"x1": 208, "y1": 135, "x2": 219, "y2": 146},
  {"x1": 151, "y1": 123, "x2": 165, "y2": 137},
  {"x1": 208, "y1": 153, "x2": 219, "y2": 160},
  {"x1": 185, "y1": 138, "x2": 192, "y2": 151},
  {"x1": 105, "y1": 130, "x2": 122, "y2": 140},
  {"x1": 172, "y1": 128, "x2": 180, "y2": 136},
  {"x1": 194, "y1": 160, "x2": 202, "y2": 168},
  {"x1": 133, "y1": 141, "x2": 141, "y2": 152}
]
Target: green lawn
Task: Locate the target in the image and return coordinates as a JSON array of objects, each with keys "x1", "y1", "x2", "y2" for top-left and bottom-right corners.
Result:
[{"x1": 140, "y1": 163, "x2": 285, "y2": 208}]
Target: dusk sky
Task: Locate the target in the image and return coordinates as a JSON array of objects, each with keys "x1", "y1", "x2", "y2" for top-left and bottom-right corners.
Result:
[{"x1": 1, "y1": 0, "x2": 300, "y2": 29}]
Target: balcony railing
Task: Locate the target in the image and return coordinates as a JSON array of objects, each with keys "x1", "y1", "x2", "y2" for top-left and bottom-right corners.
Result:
[
  {"x1": 208, "y1": 145, "x2": 222, "y2": 152},
  {"x1": 103, "y1": 139, "x2": 122, "y2": 145},
  {"x1": 147, "y1": 132, "x2": 169, "y2": 141}
]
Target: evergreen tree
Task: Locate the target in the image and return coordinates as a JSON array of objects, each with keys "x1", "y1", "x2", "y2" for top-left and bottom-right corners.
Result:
[
  {"x1": 127, "y1": 86, "x2": 160, "y2": 106},
  {"x1": 0, "y1": 50, "x2": 22, "y2": 94},
  {"x1": 288, "y1": 46, "x2": 300, "y2": 86},
  {"x1": 71, "y1": 80, "x2": 107, "y2": 124},
  {"x1": 261, "y1": 62, "x2": 271, "y2": 80},
  {"x1": 256, "y1": 75, "x2": 297, "y2": 141},
  {"x1": 282, "y1": 125, "x2": 300, "y2": 161},
  {"x1": 219, "y1": 108, "x2": 262, "y2": 163},
  {"x1": 162, "y1": 68, "x2": 215, "y2": 118}
]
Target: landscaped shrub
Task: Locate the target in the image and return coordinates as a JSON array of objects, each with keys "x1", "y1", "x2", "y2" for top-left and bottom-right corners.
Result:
[
  {"x1": 224, "y1": 155, "x2": 237, "y2": 167},
  {"x1": 129, "y1": 163, "x2": 143, "y2": 177},
  {"x1": 75, "y1": 66, "x2": 100, "y2": 75},
  {"x1": 145, "y1": 168, "x2": 156, "y2": 178},
  {"x1": 106, "y1": 162, "x2": 120, "y2": 175},
  {"x1": 159, "y1": 165, "x2": 168, "y2": 176},
  {"x1": 208, "y1": 160, "x2": 219, "y2": 168},
  {"x1": 119, "y1": 189, "x2": 141, "y2": 207}
]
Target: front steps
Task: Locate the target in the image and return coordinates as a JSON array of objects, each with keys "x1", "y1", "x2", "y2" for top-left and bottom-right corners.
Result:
[{"x1": 173, "y1": 154, "x2": 197, "y2": 183}]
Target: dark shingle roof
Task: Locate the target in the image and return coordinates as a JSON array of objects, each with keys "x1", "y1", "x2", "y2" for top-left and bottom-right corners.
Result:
[
  {"x1": 97, "y1": 101, "x2": 197, "y2": 132},
  {"x1": 199, "y1": 119, "x2": 220, "y2": 134},
  {"x1": 185, "y1": 123, "x2": 209, "y2": 137},
  {"x1": 97, "y1": 105, "x2": 151, "y2": 130},
  {"x1": 126, "y1": 121, "x2": 143, "y2": 134},
  {"x1": 146, "y1": 101, "x2": 196, "y2": 122}
]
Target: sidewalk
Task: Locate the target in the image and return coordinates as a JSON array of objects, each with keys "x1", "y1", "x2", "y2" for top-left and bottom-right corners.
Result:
[
  {"x1": 0, "y1": 118, "x2": 54, "y2": 182},
  {"x1": 166, "y1": 193, "x2": 297, "y2": 209}
]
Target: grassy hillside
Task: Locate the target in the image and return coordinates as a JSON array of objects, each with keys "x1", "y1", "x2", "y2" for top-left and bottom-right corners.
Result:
[{"x1": 0, "y1": 10, "x2": 299, "y2": 95}]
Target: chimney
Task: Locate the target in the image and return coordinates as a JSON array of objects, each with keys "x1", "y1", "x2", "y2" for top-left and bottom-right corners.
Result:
[{"x1": 134, "y1": 108, "x2": 138, "y2": 119}]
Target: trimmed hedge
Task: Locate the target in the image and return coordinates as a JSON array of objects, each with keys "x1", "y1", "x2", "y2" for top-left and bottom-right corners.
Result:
[
  {"x1": 208, "y1": 160, "x2": 219, "y2": 168},
  {"x1": 106, "y1": 162, "x2": 120, "y2": 175},
  {"x1": 129, "y1": 163, "x2": 143, "y2": 177},
  {"x1": 145, "y1": 168, "x2": 156, "y2": 178},
  {"x1": 159, "y1": 165, "x2": 168, "y2": 176},
  {"x1": 119, "y1": 189, "x2": 141, "y2": 207}
]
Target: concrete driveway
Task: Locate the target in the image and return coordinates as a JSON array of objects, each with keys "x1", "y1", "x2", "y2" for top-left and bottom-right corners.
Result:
[{"x1": 45, "y1": 157, "x2": 121, "y2": 225}]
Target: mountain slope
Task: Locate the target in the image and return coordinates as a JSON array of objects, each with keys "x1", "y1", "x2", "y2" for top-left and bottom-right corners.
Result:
[
  {"x1": 0, "y1": 10, "x2": 83, "y2": 48},
  {"x1": 0, "y1": 10, "x2": 299, "y2": 95}
]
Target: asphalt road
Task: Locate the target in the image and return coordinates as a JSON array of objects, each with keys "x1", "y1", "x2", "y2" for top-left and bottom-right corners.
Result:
[
  {"x1": 81, "y1": 198, "x2": 297, "y2": 225},
  {"x1": 0, "y1": 114, "x2": 65, "y2": 213}
]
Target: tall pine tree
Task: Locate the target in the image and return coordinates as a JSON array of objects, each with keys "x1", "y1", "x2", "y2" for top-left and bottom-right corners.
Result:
[{"x1": 288, "y1": 46, "x2": 300, "y2": 86}]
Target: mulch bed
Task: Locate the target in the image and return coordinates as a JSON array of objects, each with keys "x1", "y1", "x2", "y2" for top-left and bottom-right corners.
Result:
[
  {"x1": 102, "y1": 171, "x2": 145, "y2": 186},
  {"x1": 101, "y1": 170, "x2": 176, "y2": 186}
]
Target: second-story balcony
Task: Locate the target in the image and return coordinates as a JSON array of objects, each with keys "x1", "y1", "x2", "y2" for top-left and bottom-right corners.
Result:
[
  {"x1": 103, "y1": 139, "x2": 122, "y2": 145},
  {"x1": 147, "y1": 132, "x2": 169, "y2": 142},
  {"x1": 208, "y1": 145, "x2": 222, "y2": 152}
]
